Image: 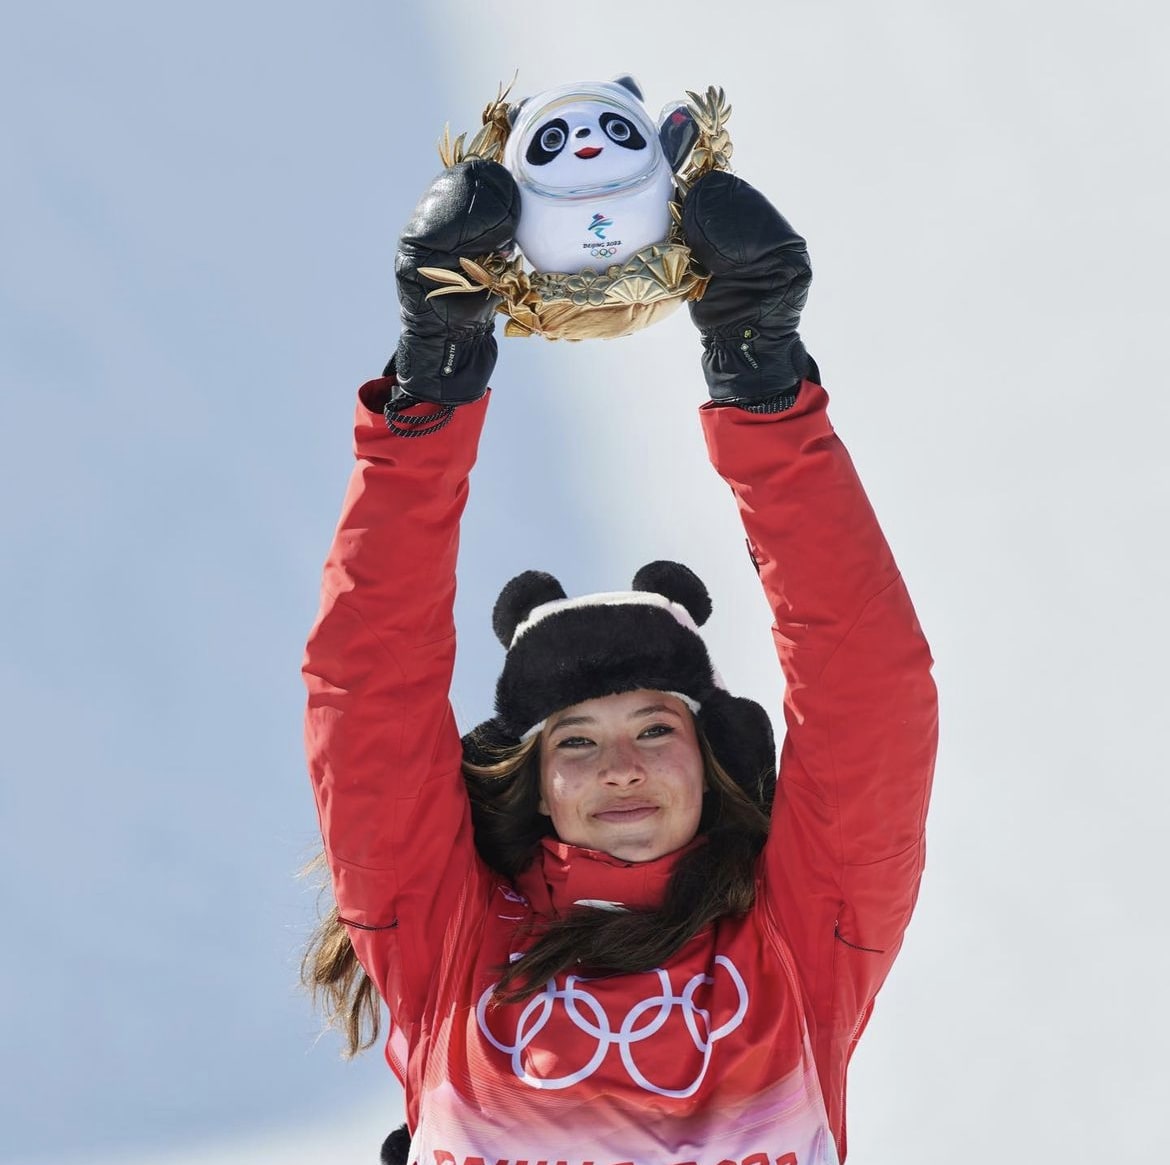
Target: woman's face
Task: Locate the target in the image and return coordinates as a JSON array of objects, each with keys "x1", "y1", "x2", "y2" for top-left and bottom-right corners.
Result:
[{"x1": 537, "y1": 689, "x2": 705, "y2": 863}]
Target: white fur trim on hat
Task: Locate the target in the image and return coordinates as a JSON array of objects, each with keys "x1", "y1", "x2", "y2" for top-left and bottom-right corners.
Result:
[{"x1": 511, "y1": 590, "x2": 700, "y2": 647}]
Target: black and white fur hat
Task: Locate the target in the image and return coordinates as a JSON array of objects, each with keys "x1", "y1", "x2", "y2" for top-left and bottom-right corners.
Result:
[{"x1": 464, "y1": 561, "x2": 777, "y2": 812}]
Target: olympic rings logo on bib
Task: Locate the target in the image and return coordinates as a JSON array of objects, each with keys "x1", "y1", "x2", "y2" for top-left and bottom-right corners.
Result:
[{"x1": 475, "y1": 956, "x2": 749, "y2": 1097}]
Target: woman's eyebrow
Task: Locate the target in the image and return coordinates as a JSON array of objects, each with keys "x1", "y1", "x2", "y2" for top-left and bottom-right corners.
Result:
[
  {"x1": 548, "y1": 713, "x2": 594, "y2": 732},
  {"x1": 629, "y1": 703, "x2": 679, "y2": 719}
]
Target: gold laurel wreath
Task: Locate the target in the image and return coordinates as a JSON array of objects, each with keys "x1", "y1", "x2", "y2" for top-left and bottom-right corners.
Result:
[{"x1": 421, "y1": 83, "x2": 734, "y2": 341}]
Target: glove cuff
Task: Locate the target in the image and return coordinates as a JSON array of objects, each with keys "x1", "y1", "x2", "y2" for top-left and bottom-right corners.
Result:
[
  {"x1": 701, "y1": 330, "x2": 810, "y2": 404},
  {"x1": 734, "y1": 386, "x2": 801, "y2": 414},
  {"x1": 382, "y1": 384, "x2": 458, "y2": 438},
  {"x1": 391, "y1": 321, "x2": 496, "y2": 406}
]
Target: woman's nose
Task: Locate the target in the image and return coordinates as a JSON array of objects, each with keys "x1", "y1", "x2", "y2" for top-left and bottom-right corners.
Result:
[{"x1": 601, "y1": 741, "x2": 644, "y2": 784}]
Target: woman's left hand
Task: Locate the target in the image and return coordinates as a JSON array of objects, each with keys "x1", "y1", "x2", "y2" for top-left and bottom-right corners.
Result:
[{"x1": 683, "y1": 171, "x2": 813, "y2": 405}]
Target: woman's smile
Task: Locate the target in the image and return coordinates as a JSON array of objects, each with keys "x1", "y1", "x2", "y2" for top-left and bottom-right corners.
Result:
[{"x1": 592, "y1": 802, "x2": 659, "y2": 823}]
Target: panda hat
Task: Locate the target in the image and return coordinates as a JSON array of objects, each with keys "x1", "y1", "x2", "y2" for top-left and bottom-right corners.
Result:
[{"x1": 464, "y1": 561, "x2": 777, "y2": 813}]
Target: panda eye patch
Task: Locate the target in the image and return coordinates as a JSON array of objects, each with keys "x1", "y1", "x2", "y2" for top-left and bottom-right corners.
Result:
[
  {"x1": 526, "y1": 118, "x2": 569, "y2": 165},
  {"x1": 600, "y1": 113, "x2": 646, "y2": 150}
]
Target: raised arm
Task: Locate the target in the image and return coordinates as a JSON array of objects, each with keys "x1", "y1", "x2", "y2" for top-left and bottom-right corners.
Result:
[
  {"x1": 303, "y1": 161, "x2": 519, "y2": 1034},
  {"x1": 685, "y1": 172, "x2": 938, "y2": 1148},
  {"x1": 701, "y1": 383, "x2": 936, "y2": 993}
]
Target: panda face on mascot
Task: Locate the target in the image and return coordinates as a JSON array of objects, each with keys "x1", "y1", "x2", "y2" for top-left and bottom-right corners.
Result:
[{"x1": 503, "y1": 76, "x2": 679, "y2": 274}]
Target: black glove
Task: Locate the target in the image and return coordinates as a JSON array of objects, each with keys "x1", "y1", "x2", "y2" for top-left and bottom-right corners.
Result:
[
  {"x1": 389, "y1": 159, "x2": 520, "y2": 406},
  {"x1": 683, "y1": 171, "x2": 814, "y2": 408}
]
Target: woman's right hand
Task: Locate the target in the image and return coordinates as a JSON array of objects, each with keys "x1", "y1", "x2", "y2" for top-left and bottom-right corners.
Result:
[{"x1": 390, "y1": 160, "x2": 520, "y2": 406}]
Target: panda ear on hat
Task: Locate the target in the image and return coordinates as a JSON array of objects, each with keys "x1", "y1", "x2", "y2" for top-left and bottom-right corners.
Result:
[
  {"x1": 632, "y1": 561, "x2": 712, "y2": 627},
  {"x1": 492, "y1": 570, "x2": 567, "y2": 648}
]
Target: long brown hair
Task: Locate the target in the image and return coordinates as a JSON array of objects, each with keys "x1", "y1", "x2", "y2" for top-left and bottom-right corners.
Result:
[
  {"x1": 302, "y1": 726, "x2": 770, "y2": 1053},
  {"x1": 300, "y1": 853, "x2": 382, "y2": 1056}
]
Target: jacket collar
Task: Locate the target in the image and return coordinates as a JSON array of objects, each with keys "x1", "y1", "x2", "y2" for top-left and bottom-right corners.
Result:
[{"x1": 514, "y1": 836, "x2": 701, "y2": 918}]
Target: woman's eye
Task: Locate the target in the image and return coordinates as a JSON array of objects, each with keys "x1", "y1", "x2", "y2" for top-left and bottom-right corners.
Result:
[
  {"x1": 639, "y1": 724, "x2": 674, "y2": 739},
  {"x1": 555, "y1": 735, "x2": 594, "y2": 750}
]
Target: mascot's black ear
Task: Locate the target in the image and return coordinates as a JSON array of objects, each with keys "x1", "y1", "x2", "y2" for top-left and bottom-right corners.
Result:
[
  {"x1": 492, "y1": 570, "x2": 567, "y2": 647},
  {"x1": 658, "y1": 102, "x2": 699, "y2": 173},
  {"x1": 611, "y1": 74, "x2": 644, "y2": 101},
  {"x1": 507, "y1": 97, "x2": 529, "y2": 127}
]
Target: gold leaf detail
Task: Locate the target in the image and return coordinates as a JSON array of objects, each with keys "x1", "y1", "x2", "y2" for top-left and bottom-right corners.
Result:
[
  {"x1": 435, "y1": 75, "x2": 517, "y2": 167},
  {"x1": 459, "y1": 257, "x2": 498, "y2": 287},
  {"x1": 678, "y1": 85, "x2": 734, "y2": 187}
]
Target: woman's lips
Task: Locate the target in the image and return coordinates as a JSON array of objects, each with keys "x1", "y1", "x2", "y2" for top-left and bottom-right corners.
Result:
[
  {"x1": 594, "y1": 805, "x2": 658, "y2": 823},
  {"x1": 575, "y1": 146, "x2": 603, "y2": 159}
]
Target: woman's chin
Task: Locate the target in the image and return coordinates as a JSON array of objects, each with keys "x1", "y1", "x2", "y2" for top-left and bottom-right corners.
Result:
[{"x1": 594, "y1": 830, "x2": 672, "y2": 863}]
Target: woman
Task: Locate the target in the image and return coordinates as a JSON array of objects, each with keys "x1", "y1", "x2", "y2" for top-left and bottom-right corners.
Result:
[{"x1": 302, "y1": 158, "x2": 937, "y2": 1165}]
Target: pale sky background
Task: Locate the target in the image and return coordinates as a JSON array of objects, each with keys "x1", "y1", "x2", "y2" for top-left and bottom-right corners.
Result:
[{"x1": 2, "y1": 2, "x2": 1167, "y2": 1163}]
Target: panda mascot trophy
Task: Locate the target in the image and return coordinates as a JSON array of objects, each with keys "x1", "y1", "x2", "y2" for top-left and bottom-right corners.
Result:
[{"x1": 419, "y1": 76, "x2": 733, "y2": 341}]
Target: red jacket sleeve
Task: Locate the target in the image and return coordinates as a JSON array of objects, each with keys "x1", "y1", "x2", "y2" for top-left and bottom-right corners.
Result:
[
  {"x1": 302, "y1": 381, "x2": 489, "y2": 1035},
  {"x1": 701, "y1": 380, "x2": 938, "y2": 1151}
]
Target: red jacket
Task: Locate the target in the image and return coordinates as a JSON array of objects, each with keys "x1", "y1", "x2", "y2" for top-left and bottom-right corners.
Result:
[{"x1": 304, "y1": 379, "x2": 937, "y2": 1165}]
